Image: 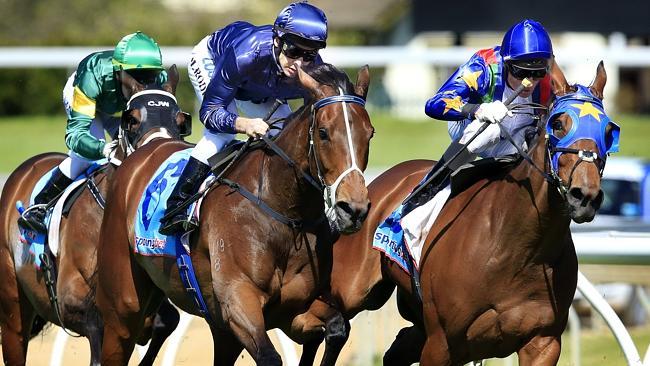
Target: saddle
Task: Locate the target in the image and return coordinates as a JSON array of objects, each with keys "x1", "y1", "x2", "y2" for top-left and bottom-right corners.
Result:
[
  {"x1": 449, "y1": 154, "x2": 521, "y2": 197},
  {"x1": 207, "y1": 138, "x2": 269, "y2": 176}
]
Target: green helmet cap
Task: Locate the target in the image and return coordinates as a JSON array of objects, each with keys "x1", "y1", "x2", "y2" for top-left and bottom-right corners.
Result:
[{"x1": 112, "y1": 31, "x2": 164, "y2": 71}]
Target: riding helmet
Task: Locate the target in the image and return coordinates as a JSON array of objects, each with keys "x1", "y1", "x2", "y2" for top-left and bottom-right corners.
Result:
[
  {"x1": 112, "y1": 31, "x2": 164, "y2": 71},
  {"x1": 273, "y1": 2, "x2": 328, "y2": 49},
  {"x1": 500, "y1": 19, "x2": 553, "y2": 62}
]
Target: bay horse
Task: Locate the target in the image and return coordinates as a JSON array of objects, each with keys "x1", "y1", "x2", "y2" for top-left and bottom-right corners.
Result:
[
  {"x1": 0, "y1": 67, "x2": 189, "y2": 366},
  {"x1": 299, "y1": 61, "x2": 619, "y2": 365},
  {"x1": 95, "y1": 64, "x2": 374, "y2": 365}
]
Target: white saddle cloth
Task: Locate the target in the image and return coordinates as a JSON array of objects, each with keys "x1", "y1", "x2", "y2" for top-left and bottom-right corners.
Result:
[{"x1": 400, "y1": 184, "x2": 452, "y2": 269}]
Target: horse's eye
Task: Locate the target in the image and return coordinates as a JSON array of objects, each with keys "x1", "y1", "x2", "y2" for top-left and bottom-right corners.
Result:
[
  {"x1": 318, "y1": 128, "x2": 329, "y2": 141},
  {"x1": 552, "y1": 120, "x2": 563, "y2": 131}
]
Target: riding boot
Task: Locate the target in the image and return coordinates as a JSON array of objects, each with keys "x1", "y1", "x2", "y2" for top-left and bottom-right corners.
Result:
[
  {"x1": 159, "y1": 157, "x2": 211, "y2": 235},
  {"x1": 402, "y1": 159, "x2": 452, "y2": 216},
  {"x1": 18, "y1": 167, "x2": 73, "y2": 233}
]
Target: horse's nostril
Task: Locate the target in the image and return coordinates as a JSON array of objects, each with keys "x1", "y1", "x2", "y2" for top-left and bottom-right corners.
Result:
[{"x1": 569, "y1": 187, "x2": 584, "y2": 201}]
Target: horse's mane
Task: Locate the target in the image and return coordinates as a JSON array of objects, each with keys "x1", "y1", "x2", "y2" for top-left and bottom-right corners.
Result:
[
  {"x1": 281, "y1": 63, "x2": 356, "y2": 129},
  {"x1": 307, "y1": 63, "x2": 355, "y2": 95}
]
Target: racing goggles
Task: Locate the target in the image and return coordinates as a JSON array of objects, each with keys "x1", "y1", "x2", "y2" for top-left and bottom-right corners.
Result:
[
  {"x1": 281, "y1": 40, "x2": 318, "y2": 62},
  {"x1": 507, "y1": 60, "x2": 549, "y2": 80}
]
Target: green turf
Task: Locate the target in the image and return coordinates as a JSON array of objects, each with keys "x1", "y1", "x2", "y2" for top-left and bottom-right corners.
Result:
[{"x1": 0, "y1": 112, "x2": 649, "y2": 173}]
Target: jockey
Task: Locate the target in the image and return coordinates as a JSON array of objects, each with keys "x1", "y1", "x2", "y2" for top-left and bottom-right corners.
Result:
[
  {"x1": 18, "y1": 31, "x2": 167, "y2": 233},
  {"x1": 404, "y1": 19, "x2": 554, "y2": 213},
  {"x1": 159, "y1": 1, "x2": 328, "y2": 235}
]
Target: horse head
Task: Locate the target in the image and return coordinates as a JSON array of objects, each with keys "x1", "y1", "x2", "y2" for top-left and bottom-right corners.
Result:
[
  {"x1": 545, "y1": 61, "x2": 620, "y2": 222},
  {"x1": 294, "y1": 64, "x2": 374, "y2": 233},
  {"x1": 116, "y1": 65, "x2": 191, "y2": 157}
]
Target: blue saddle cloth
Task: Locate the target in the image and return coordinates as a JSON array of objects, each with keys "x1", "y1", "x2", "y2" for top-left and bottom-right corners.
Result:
[
  {"x1": 17, "y1": 159, "x2": 108, "y2": 269},
  {"x1": 134, "y1": 149, "x2": 201, "y2": 257},
  {"x1": 372, "y1": 204, "x2": 412, "y2": 273}
]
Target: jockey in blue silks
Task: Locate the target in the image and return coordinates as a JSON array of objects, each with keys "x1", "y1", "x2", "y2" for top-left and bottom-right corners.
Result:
[
  {"x1": 159, "y1": 1, "x2": 328, "y2": 234},
  {"x1": 402, "y1": 19, "x2": 555, "y2": 213}
]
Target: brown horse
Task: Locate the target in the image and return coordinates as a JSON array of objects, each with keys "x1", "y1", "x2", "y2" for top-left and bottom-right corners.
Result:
[
  {"x1": 95, "y1": 64, "x2": 374, "y2": 365},
  {"x1": 299, "y1": 61, "x2": 618, "y2": 365},
  {"x1": 0, "y1": 67, "x2": 189, "y2": 366}
]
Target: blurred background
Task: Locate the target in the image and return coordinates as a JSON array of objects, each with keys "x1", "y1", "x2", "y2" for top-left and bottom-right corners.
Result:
[{"x1": 1, "y1": 0, "x2": 650, "y2": 365}]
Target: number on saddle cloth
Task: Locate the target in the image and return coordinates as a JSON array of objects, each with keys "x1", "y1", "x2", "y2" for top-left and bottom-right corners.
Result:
[{"x1": 134, "y1": 148, "x2": 213, "y2": 257}]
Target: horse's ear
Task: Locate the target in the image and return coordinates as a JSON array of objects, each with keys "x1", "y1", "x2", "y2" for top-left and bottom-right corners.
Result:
[
  {"x1": 589, "y1": 61, "x2": 607, "y2": 100},
  {"x1": 549, "y1": 58, "x2": 570, "y2": 96},
  {"x1": 118, "y1": 70, "x2": 144, "y2": 100},
  {"x1": 354, "y1": 65, "x2": 370, "y2": 100},
  {"x1": 163, "y1": 64, "x2": 179, "y2": 95},
  {"x1": 297, "y1": 67, "x2": 324, "y2": 99}
]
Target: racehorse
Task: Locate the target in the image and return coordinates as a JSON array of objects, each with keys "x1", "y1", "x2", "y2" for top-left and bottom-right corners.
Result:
[
  {"x1": 299, "y1": 61, "x2": 618, "y2": 365},
  {"x1": 95, "y1": 63, "x2": 374, "y2": 365},
  {"x1": 0, "y1": 67, "x2": 190, "y2": 366}
]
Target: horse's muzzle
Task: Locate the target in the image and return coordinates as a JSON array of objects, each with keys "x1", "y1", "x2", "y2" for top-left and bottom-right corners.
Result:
[
  {"x1": 334, "y1": 200, "x2": 370, "y2": 234},
  {"x1": 567, "y1": 186, "x2": 604, "y2": 223}
]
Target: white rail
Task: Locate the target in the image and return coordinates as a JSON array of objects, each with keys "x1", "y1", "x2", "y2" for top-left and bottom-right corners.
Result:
[{"x1": 2, "y1": 44, "x2": 650, "y2": 68}]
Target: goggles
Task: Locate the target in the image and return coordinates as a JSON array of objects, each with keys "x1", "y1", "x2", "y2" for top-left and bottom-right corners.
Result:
[
  {"x1": 507, "y1": 62, "x2": 548, "y2": 80},
  {"x1": 280, "y1": 40, "x2": 318, "y2": 62}
]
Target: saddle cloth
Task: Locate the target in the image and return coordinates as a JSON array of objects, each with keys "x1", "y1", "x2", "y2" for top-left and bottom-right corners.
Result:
[
  {"x1": 17, "y1": 160, "x2": 108, "y2": 268},
  {"x1": 134, "y1": 148, "x2": 212, "y2": 257},
  {"x1": 372, "y1": 155, "x2": 519, "y2": 274}
]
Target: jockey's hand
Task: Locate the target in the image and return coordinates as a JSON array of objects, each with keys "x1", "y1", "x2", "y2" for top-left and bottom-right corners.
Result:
[
  {"x1": 236, "y1": 117, "x2": 269, "y2": 138},
  {"x1": 102, "y1": 140, "x2": 119, "y2": 159},
  {"x1": 460, "y1": 119, "x2": 501, "y2": 154},
  {"x1": 474, "y1": 101, "x2": 511, "y2": 124}
]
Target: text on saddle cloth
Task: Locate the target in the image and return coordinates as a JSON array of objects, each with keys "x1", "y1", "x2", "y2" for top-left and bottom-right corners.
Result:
[{"x1": 16, "y1": 159, "x2": 108, "y2": 268}]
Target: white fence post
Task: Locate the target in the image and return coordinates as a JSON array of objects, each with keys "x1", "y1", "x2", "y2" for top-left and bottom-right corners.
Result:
[{"x1": 577, "y1": 271, "x2": 643, "y2": 366}]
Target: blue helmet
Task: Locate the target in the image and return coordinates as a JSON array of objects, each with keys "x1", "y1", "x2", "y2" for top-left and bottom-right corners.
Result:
[
  {"x1": 274, "y1": 2, "x2": 328, "y2": 49},
  {"x1": 501, "y1": 19, "x2": 553, "y2": 61}
]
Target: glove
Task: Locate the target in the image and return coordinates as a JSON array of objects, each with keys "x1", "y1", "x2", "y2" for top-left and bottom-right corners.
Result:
[
  {"x1": 474, "y1": 101, "x2": 511, "y2": 124},
  {"x1": 240, "y1": 118, "x2": 269, "y2": 138},
  {"x1": 459, "y1": 119, "x2": 501, "y2": 154},
  {"x1": 102, "y1": 140, "x2": 119, "y2": 159}
]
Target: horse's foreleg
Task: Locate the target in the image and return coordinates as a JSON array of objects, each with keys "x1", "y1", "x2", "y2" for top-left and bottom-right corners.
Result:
[
  {"x1": 517, "y1": 335, "x2": 561, "y2": 366},
  {"x1": 419, "y1": 302, "x2": 451, "y2": 366},
  {"x1": 138, "y1": 299, "x2": 180, "y2": 366},
  {"x1": 211, "y1": 327, "x2": 244, "y2": 366},
  {"x1": 222, "y1": 285, "x2": 281, "y2": 366}
]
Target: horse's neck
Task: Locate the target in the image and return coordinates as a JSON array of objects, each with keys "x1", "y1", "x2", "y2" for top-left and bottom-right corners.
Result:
[
  {"x1": 508, "y1": 137, "x2": 571, "y2": 262},
  {"x1": 239, "y1": 112, "x2": 322, "y2": 219}
]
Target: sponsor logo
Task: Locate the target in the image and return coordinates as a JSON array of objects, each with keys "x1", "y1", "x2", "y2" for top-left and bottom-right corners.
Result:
[
  {"x1": 135, "y1": 235, "x2": 167, "y2": 250},
  {"x1": 374, "y1": 232, "x2": 408, "y2": 260},
  {"x1": 147, "y1": 100, "x2": 170, "y2": 107}
]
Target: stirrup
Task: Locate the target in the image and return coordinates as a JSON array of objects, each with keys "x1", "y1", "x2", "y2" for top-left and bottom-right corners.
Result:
[{"x1": 18, "y1": 205, "x2": 48, "y2": 233}]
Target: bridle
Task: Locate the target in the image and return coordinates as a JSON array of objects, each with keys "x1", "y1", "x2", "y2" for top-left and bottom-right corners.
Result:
[
  {"x1": 215, "y1": 90, "x2": 367, "y2": 230},
  {"x1": 499, "y1": 86, "x2": 619, "y2": 198}
]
